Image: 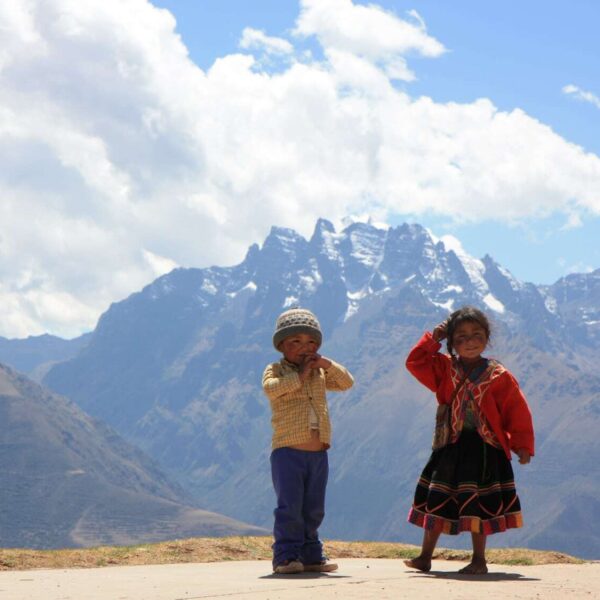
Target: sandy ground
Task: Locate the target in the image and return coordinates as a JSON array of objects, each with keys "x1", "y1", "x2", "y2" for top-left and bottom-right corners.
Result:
[{"x1": 0, "y1": 558, "x2": 598, "y2": 600}]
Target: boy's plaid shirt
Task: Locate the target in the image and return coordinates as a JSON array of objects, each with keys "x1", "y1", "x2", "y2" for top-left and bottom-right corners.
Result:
[{"x1": 262, "y1": 359, "x2": 354, "y2": 449}]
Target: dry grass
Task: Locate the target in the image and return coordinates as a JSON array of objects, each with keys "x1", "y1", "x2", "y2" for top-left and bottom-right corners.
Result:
[{"x1": 0, "y1": 537, "x2": 585, "y2": 571}]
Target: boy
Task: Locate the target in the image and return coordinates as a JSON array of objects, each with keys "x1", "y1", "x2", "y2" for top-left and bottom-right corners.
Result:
[{"x1": 262, "y1": 307, "x2": 354, "y2": 574}]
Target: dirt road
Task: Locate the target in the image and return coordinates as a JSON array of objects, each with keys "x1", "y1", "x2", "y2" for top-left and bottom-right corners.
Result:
[{"x1": 0, "y1": 558, "x2": 598, "y2": 599}]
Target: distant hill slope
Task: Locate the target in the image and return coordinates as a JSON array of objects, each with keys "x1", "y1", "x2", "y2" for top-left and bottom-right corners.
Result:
[
  {"x1": 0, "y1": 364, "x2": 265, "y2": 549},
  {"x1": 0, "y1": 333, "x2": 91, "y2": 380},
  {"x1": 42, "y1": 219, "x2": 600, "y2": 559}
]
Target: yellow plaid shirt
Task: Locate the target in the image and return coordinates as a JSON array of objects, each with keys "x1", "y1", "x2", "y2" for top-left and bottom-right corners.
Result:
[{"x1": 262, "y1": 358, "x2": 354, "y2": 449}]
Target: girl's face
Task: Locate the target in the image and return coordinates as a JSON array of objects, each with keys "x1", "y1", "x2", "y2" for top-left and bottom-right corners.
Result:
[{"x1": 452, "y1": 320, "x2": 488, "y2": 363}]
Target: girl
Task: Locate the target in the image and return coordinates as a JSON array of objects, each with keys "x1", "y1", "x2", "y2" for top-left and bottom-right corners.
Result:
[{"x1": 404, "y1": 306, "x2": 534, "y2": 575}]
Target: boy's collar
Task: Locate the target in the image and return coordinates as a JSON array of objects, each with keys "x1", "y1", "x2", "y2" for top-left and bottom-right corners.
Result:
[{"x1": 281, "y1": 357, "x2": 301, "y2": 370}]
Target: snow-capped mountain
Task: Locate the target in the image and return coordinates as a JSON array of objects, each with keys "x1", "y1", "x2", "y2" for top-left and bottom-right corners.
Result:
[{"x1": 39, "y1": 219, "x2": 600, "y2": 558}]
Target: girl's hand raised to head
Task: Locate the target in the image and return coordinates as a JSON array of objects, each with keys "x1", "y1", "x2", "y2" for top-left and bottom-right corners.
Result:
[
  {"x1": 432, "y1": 320, "x2": 449, "y2": 342},
  {"x1": 517, "y1": 449, "x2": 531, "y2": 465}
]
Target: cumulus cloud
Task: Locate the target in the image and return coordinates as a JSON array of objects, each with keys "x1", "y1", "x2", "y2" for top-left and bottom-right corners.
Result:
[
  {"x1": 239, "y1": 28, "x2": 294, "y2": 55},
  {"x1": 295, "y1": 0, "x2": 445, "y2": 81},
  {"x1": 563, "y1": 84, "x2": 600, "y2": 110},
  {"x1": 0, "y1": 0, "x2": 599, "y2": 337}
]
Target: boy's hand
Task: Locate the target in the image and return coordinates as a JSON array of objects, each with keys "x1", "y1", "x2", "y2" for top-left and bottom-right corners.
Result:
[
  {"x1": 298, "y1": 353, "x2": 331, "y2": 380},
  {"x1": 298, "y1": 354, "x2": 317, "y2": 380},
  {"x1": 517, "y1": 449, "x2": 531, "y2": 464},
  {"x1": 312, "y1": 354, "x2": 332, "y2": 369},
  {"x1": 432, "y1": 320, "x2": 449, "y2": 342}
]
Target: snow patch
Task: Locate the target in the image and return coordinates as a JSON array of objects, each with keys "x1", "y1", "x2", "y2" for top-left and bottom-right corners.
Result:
[
  {"x1": 226, "y1": 281, "x2": 257, "y2": 298},
  {"x1": 344, "y1": 303, "x2": 360, "y2": 321},
  {"x1": 201, "y1": 280, "x2": 218, "y2": 295},
  {"x1": 348, "y1": 289, "x2": 369, "y2": 301},
  {"x1": 440, "y1": 235, "x2": 489, "y2": 295},
  {"x1": 320, "y1": 230, "x2": 343, "y2": 262},
  {"x1": 441, "y1": 285, "x2": 463, "y2": 294},
  {"x1": 483, "y1": 293, "x2": 505, "y2": 313},
  {"x1": 299, "y1": 275, "x2": 317, "y2": 292},
  {"x1": 432, "y1": 299, "x2": 455, "y2": 311},
  {"x1": 348, "y1": 228, "x2": 386, "y2": 269},
  {"x1": 498, "y1": 265, "x2": 523, "y2": 291},
  {"x1": 299, "y1": 263, "x2": 323, "y2": 292},
  {"x1": 344, "y1": 287, "x2": 373, "y2": 321},
  {"x1": 544, "y1": 296, "x2": 558, "y2": 314}
]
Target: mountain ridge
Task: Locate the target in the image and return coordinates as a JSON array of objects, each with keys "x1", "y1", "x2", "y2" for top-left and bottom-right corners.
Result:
[{"x1": 5, "y1": 218, "x2": 598, "y2": 557}]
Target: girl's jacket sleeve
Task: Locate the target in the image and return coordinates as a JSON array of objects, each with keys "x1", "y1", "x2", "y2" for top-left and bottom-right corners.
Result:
[
  {"x1": 405, "y1": 331, "x2": 450, "y2": 402},
  {"x1": 493, "y1": 371, "x2": 535, "y2": 456}
]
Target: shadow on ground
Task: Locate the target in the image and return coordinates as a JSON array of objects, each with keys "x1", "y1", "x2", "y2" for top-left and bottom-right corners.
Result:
[
  {"x1": 413, "y1": 570, "x2": 540, "y2": 582},
  {"x1": 260, "y1": 572, "x2": 352, "y2": 580}
]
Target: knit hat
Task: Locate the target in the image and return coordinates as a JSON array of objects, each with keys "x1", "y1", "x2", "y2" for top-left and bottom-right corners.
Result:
[{"x1": 272, "y1": 307, "x2": 322, "y2": 350}]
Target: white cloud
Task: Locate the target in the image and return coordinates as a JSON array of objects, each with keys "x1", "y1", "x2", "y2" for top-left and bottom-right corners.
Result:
[
  {"x1": 240, "y1": 28, "x2": 294, "y2": 55},
  {"x1": 563, "y1": 84, "x2": 600, "y2": 110},
  {"x1": 294, "y1": 0, "x2": 446, "y2": 81},
  {"x1": 0, "y1": 0, "x2": 599, "y2": 337},
  {"x1": 143, "y1": 250, "x2": 179, "y2": 278}
]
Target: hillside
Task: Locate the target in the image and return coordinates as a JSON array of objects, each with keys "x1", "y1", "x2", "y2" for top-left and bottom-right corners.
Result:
[
  {"x1": 0, "y1": 334, "x2": 90, "y2": 380},
  {"x1": 0, "y1": 364, "x2": 265, "y2": 549}
]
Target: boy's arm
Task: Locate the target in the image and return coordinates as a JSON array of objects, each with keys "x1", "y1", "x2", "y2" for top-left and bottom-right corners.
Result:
[
  {"x1": 262, "y1": 363, "x2": 303, "y2": 401},
  {"x1": 322, "y1": 359, "x2": 354, "y2": 391},
  {"x1": 405, "y1": 331, "x2": 448, "y2": 394}
]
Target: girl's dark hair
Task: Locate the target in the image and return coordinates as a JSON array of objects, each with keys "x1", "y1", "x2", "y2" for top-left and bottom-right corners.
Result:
[{"x1": 446, "y1": 306, "x2": 491, "y2": 356}]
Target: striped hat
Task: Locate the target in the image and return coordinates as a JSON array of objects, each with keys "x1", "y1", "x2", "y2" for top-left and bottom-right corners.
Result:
[{"x1": 272, "y1": 308, "x2": 322, "y2": 350}]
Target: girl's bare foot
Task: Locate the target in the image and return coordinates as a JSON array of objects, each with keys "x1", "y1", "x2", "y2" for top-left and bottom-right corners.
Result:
[
  {"x1": 403, "y1": 556, "x2": 431, "y2": 572},
  {"x1": 458, "y1": 560, "x2": 488, "y2": 575}
]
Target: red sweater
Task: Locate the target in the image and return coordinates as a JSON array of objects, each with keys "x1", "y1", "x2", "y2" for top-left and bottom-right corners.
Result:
[{"x1": 406, "y1": 332, "x2": 535, "y2": 459}]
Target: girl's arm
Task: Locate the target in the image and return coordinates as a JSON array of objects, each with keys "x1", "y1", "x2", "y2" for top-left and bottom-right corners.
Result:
[
  {"x1": 497, "y1": 372, "x2": 535, "y2": 458},
  {"x1": 405, "y1": 330, "x2": 450, "y2": 394}
]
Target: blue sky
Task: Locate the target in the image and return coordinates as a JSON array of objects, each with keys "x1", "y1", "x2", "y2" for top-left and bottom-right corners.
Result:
[
  {"x1": 154, "y1": 0, "x2": 600, "y2": 154},
  {"x1": 153, "y1": 0, "x2": 600, "y2": 283},
  {"x1": 1, "y1": 0, "x2": 599, "y2": 337}
]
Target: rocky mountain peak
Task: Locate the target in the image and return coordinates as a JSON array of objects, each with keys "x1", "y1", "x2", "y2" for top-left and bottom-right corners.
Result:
[{"x1": 24, "y1": 216, "x2": 600, "y2": 559}]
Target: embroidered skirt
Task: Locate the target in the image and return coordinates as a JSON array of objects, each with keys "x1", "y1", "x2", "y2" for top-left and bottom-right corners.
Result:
[{"x1": 407, "y1": 429, "x2": 523, "y2": 535}]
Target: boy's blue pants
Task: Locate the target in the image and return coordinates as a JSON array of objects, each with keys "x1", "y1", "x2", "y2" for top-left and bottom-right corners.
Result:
[{"x1": 270, "y1": 447, "x2": 329, "y2": 568}]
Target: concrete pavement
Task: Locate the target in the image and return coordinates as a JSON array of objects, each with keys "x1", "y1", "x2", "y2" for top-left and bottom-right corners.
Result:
[{"x1": 0, "y1": 558, "x2": 598, "y2": 599}]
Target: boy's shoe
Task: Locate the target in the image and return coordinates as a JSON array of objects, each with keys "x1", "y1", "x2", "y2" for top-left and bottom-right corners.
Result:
[
  {"x1": 273, "y1": 560, "x2": 304, "y2": 574},
  {"x1": 303, "y1": 561, "x2": 338, "y2": 573}
]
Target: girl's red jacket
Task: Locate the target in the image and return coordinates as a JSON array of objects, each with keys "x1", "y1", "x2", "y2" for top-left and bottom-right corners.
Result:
[{"x1": 406, "y1": 332, "x2": 535, "y2": 459}]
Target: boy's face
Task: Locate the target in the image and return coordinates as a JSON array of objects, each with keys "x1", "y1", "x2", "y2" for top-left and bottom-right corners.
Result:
[{"x1": 280, "y1": 333, "x2": 320, "y2": 365}]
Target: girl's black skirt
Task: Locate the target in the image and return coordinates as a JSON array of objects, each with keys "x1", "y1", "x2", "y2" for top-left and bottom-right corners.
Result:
[{"x1": 407, "y1": 430, "x2": 523, "y2": 535}]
